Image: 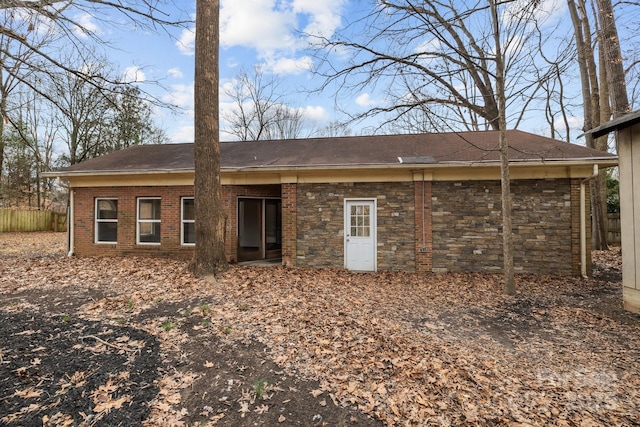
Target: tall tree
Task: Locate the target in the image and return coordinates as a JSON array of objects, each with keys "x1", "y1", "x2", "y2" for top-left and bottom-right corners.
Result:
[
  {"x1": 314, "y1": 0, "x2": 557, "y2": 292},
  {"x1": 0, "y1": 121, "x2": 35, "y2": 207},
  {"x1": 0, "y1": 8, "x2": 54, "y2": 176},
  {"x1": 312, "y1": 0, "x2": 568, "y2": 133},
  {"x1": 0, "y1": 1, "x2": 186, "y2": 170},
  {"x1": 190, "y1": 0, "x2": 228, "y2": 277},
  {"x1": 100, "y1": 86, "x2": 169, "y2": 154},
  {"x1": 222, "y1": 66, "x2": 307, "y2": 141},
  {"x1": 596, "y1": 0, "x2": 630, "y2": 119},
  {"x1": 567, "y1": 0, "x2": 631, "y2": 250},
  {"x1": 490, "y1": 0, "x2": 514, "y2": 294},
  {"x1": 49, "y1": 58, "x2": 114, "y2": 165}
]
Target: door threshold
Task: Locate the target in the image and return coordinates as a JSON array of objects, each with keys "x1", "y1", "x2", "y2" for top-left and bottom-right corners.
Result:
[{"x1": 238, "y1": 258, "x2": 282, "y2": 266}]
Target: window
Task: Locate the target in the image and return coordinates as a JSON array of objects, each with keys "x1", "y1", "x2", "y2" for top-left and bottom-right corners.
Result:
[
  {"x1": 350, "y1": 204, "x2": 371, "y2": 237},
  {"x1": 181, "y1": 197, "x2": 195, "y2": 245},
  {"x1": 95, "y1": 198, "x2": 118, "y2": 243},
  {"x1": 137, "y1": 198, "x2": 161, "y2": 244}
]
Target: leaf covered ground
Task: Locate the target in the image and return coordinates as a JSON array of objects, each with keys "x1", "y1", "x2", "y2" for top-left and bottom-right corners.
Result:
[{"x1": 1, "y1": 232, "x2": 638, "y2": 426}]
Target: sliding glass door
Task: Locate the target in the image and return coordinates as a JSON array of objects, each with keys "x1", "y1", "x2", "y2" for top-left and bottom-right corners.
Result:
[{"x1": 238, "y1": 198, "x2": 282, "y2": 262}]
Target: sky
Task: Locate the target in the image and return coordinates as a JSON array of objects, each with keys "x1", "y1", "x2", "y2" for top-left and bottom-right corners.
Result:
[
  {"x1": 96, "y1": 0, "x2": 354, "y2": 144},
  {"x1": 81, "y1": 0, "x2": 639, "y2": 145}
]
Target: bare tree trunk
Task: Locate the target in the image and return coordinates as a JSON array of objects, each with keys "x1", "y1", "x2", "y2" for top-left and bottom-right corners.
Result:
[
  {"x1": 568, "y1": 0, "x2": 610, "y2": 250},
  {"x1": 189, "y1": 0, "x2": 228, "y2": 278},
  {"x1": 596, "y1": 0, "x2": 630, "y2": 120},
  {"x1": 491, "y1": 0, "x2": 515, "y2": 295}
]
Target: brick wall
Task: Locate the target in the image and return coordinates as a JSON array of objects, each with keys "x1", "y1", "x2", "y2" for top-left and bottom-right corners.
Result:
[
  {"x1": 296, "y1": 182, "x2": 416, "y2": 271},
  {"x1": 74, "y1": 186, "x2": 195, "y2": 258},
  {"x1": 281, "y1": 183, "x2": 297, "y2": 267},
  {"x1": 73, "y1": 178, "x2": 588, "y2": 275},
  {"x1": 74, "y1": 184, "x2": 280, "y2": 260},
  {"x1": 414, "y1": 180, "x2": 433, "y2": 273},
  {"x1": 431, "y1": 179, "x2": 582, "y2": 275}
]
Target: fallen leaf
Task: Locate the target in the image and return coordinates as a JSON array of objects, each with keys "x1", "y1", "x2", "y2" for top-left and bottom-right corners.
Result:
[{"x1": 254, "y1": 404, "x2": 269, "y2": 414}]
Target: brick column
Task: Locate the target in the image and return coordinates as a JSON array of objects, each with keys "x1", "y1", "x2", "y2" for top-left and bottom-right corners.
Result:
[
  {"x1": 281, "y1": 183, "x2": 297, "y2": 267},
  {"x1": 414, "y1": 179, "x2": 433, "y2": 273}
]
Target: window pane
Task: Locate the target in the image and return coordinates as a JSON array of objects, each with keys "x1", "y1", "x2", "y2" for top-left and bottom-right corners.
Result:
[
  {"x1": 97, "y1": 200, "x2": 117, "y2": 220},
  {"x1": 97, "y1": 222, "x2": 117, "y2": 242},
  {"x1": 139, "y1": 199, "x2": 161, "y2": 220},
  {"x1": 183, "y1": 223, "x2": 195, "y2": 244},
  {"x1": 139, "y1": 223, "x2": 161, "y2": 243},
  {"x1": 183, "y1": 198, "x2": 194, "y2": 220}
]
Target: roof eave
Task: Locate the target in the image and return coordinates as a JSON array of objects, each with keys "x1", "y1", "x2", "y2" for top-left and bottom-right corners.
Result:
[{"x1": 43, "y1": 157, "x2": 618, "y2": 179}]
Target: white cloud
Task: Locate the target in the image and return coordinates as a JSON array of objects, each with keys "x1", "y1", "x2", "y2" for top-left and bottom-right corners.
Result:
[
  {"x1": 503, "y1": 0, "x2": 567, "y2": 27},
  {"x1": 220, "y1": 0, "x2": 297, "y2": 53},
  {"x1": 356, "y1": 93, "x2": 377, "y2": 107},
  {"x1": 163, "y1": 82, "x2": 194, "y2": 111},
  {"x1": 73, "y1": 12, "x2": 101, "y2": 38},
  {"x1": 301, "y1": 105, "x2": 328, "y2": 122},
  {"x1": 169, "y1": 124, "x2": 195, "y2": 144},
  {"x1": 292, "y1": 0, "x2": 345, "y2": 38},
  {"x1": 167, "y1": 67, "x2": 184, "y2": 79},
  {"x1": 268, "y1": 56, "x2": 314, "y2": 75},
  {"x1": 176, "y1": 26, "x2": 195, "y2": 55},
  {"x1": 218, "y1": 0, "x2": 346, "y2": 65},
  {"x1": 123, "y1": 66, "x2": 145, "y2": 83}
]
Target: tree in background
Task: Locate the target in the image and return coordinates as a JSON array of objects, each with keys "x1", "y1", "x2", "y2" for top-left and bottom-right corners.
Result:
[
  {"x1": 311, "y1": 0, "x2": 571, "y2": 135},
  {"x1": 190, "y1": 0, "x2": 228, "y2": 278},
  {"x1": 314, "y1": 0, "x2": 564, "y2": 293},
  {"x1": 0, "y1": 122, "x2": 35, "y2": 207},
  {"x1": 47, "y1": 59, "x2": 168, "y2": 166},
  {"x1": 567, "y1": 0, "x2": 631, "y2": 250},
  {"x1": 1, "y1": 90, "x2": 58, "y2": 209},
  {"x1": 223, "y1": 66, "x2": 307, "y2": 141},
  {"x1": 104, "y1": 86, "x2": 169, "y2": 152},
  {"x1": 0, "y1": 1, "x2": 185, "y2": 209}
]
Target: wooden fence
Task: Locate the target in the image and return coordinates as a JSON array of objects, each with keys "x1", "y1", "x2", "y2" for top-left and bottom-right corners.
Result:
[
  {"x1": 608, "y1": 213, "x2": 621, "y2": 245},
  {"x1": 0, "y1": 209, "x2": 67, "y2": 232}
]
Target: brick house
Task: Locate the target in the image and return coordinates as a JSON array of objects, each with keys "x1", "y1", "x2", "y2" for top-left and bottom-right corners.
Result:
[{"x1": 47, "y1": 130, "x2": 617, "y2": 276}]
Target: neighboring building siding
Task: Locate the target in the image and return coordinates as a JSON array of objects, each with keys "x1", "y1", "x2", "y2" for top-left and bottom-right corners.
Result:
[
  {"x1": 295, "y1": 182, "x2": 416, "y2": 271},
  {"x1": 431, "y1": 178, "x2": 585, "y2": 275}
]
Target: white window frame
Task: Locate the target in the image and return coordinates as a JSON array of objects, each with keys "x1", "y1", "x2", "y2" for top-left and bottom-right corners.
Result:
[
  {"x1": 181, "y1": 197, "x2": 195, "y2": 246},
  {"x1": 137, "y1": 197, "x2": 162, "y2": 245},
  {"x1": 95, "y1": 198, "x2": 118, "y2": 244}
]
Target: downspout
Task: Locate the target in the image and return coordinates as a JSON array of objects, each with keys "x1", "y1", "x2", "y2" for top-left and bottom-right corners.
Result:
[
  {"x1": 421, "y1": 170, "x2": 426, "y2": 250},
  {"x1": 67, "y1": 188, "x2": 75, "y2": 257},
  {"x1": 580, "y1": 164, "x2": 598, "y2": 278}
]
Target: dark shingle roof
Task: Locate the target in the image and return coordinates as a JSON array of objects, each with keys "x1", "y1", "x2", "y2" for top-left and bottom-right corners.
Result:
[{"x1": 54, "y1": 130, "x2": 617, "y2": 175}]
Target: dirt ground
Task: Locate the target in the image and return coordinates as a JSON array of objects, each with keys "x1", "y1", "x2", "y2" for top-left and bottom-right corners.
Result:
[{"x1": 1, "y1": 232, "x2": 639, "y2": 426}]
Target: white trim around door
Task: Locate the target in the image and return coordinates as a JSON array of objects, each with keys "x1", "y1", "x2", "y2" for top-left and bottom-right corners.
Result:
[{"x1": 344, "y1": 198, "x2": 377, "y2": 271}]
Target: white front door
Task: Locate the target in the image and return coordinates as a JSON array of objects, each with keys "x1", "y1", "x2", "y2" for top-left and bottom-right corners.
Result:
[{"x1": 345, "y1": 199, "x2": 376, "y2": 271}]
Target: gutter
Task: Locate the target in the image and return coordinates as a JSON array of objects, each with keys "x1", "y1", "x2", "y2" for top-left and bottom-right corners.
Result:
[
  {"x1": 43, "y1": 158, "x2": 618, "y2": 179},
  {"x1": 580, "y1": 164, "x2": 599, "y2": 278}
]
